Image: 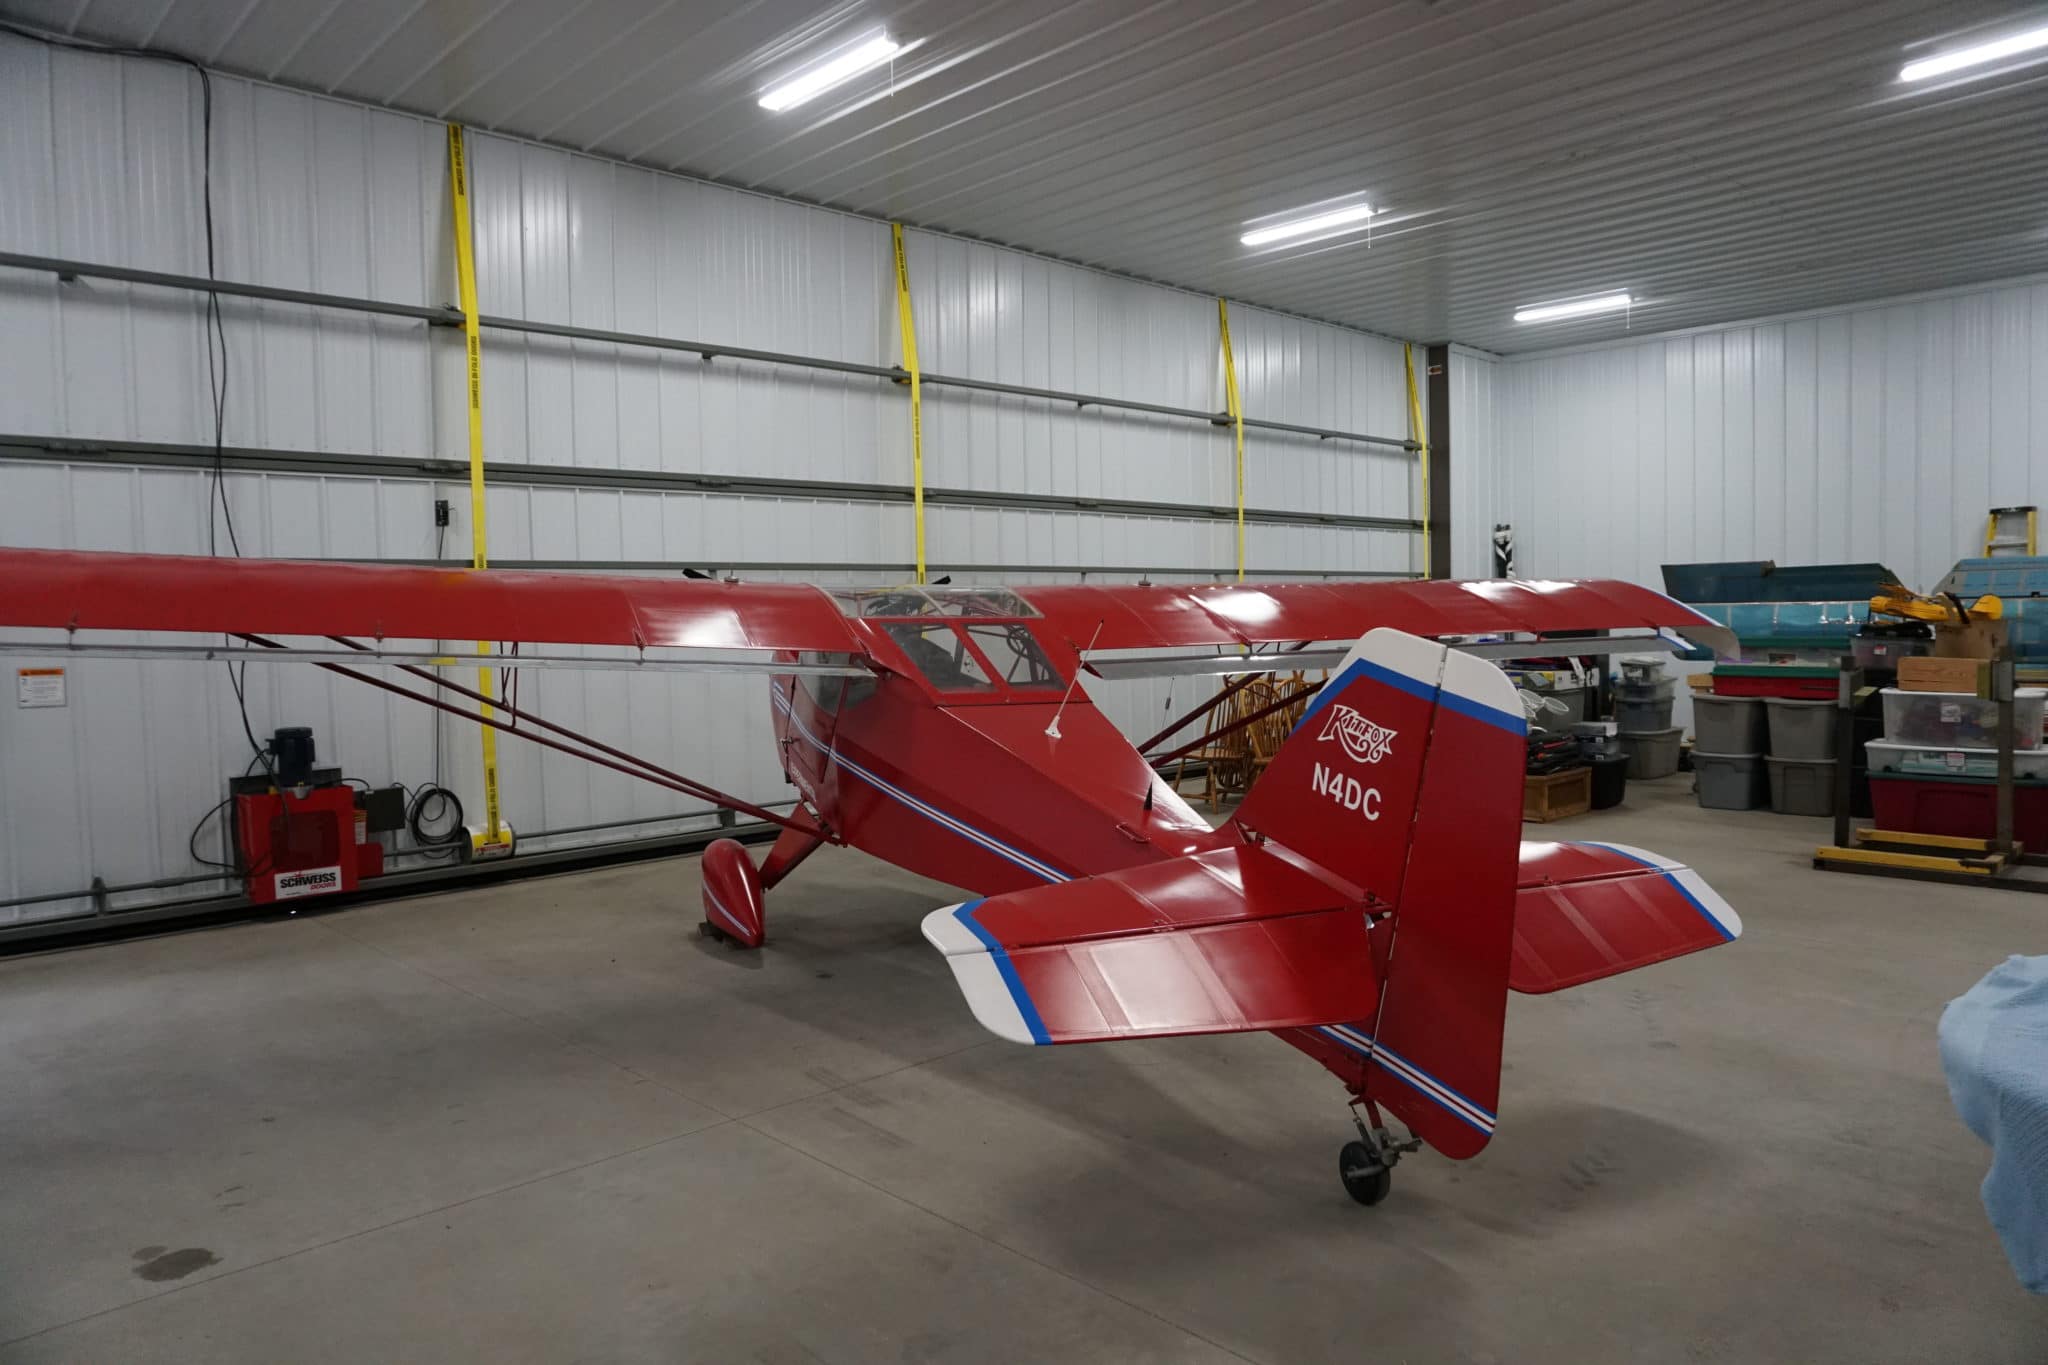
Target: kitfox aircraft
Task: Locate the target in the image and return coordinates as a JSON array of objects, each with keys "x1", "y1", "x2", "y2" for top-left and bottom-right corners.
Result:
[{"x1": 0, "y1": 550, "x2": 1742, "y2": 1204}]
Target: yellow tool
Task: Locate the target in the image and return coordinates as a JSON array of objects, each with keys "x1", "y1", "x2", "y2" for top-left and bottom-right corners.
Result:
[{"x1": 1985, "y1": 505, "x2": 2038, "y2": 557}]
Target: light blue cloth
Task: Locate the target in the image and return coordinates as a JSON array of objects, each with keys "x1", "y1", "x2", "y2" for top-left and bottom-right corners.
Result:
[{"x1": 1940, "y1": 954, "x2": 2048, "y2": 1293}]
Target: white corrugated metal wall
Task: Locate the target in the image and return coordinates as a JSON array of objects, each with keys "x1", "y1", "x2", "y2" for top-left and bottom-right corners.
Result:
[
  {"x1": 0, "y1": 36, "x2": 1424, "y2": 925},
  {"x1": 1475, "y1": 280, "x2": 2048, "y2": 591}
]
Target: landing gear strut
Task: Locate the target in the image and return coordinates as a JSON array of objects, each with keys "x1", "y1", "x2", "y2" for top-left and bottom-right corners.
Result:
[{"x1": 1339, "y1": 1100, "x2": 1420, "y2": 1207}]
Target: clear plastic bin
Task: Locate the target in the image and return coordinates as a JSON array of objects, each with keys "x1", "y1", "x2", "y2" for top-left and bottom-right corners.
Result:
[
  {"x1": 1879, "y1": 688, "x2": 2044, "y2": 750},
  {"x1": 1864, "y1": 738, "x2": 2048, "y2": 780}
]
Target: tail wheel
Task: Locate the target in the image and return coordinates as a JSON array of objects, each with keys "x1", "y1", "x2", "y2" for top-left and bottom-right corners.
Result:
[{"x1": 1338, "y1": 1141, "x2": 1392, "y2": 1206}]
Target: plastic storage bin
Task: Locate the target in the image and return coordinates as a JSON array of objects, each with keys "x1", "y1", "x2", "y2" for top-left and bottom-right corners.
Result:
[
  {"x1": 1692, "y1": 695, "x2": 1767, "y2": 753},
  {"x1": 1863, "y1": 738, "x2": 2048, "y2": 780},
  {"x1": 1711, "y1": 666, "x2": 1837, "y2": 699},
  {"x1": 1693, "y1": 751, "x2": 1767, "y2": 810},
  {"x1": 1619, "y1": 726, "x2": 1683, "y2": 779},
  {"x1": 1522, "y1": 685, "x2": 1588, "y2": 733},
  {"x1": 1879, "y1": 688, "x2": 2044, "y2": 750},
  {"x1": 1615, "y1": 696, "x2": 1676, "y2": 733},
  {"x1": 1868, "y1": 774, "x2": 2048, "y2": 847},
  {"x1": 1766, "y1": 698, "x2": 1839, "y2": 760},
  {"x1": 1767, "y1": 756, "x2": 1837, "y2": 816},
  {"x1": 1618, "y1": 657, "x2": 1668, "y2": 687}
]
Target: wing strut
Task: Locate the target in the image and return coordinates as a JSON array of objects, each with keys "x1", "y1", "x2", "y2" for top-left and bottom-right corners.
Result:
[{"x1": 237, "y1": 633, "x2": 823, "y2": 837}]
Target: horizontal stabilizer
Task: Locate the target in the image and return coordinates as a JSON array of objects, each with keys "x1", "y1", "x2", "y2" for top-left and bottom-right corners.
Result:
[
  {"x1": 920, "y1": 847, "x2": 1375, "y2": 1045},
  {"x1": 1512, "y1": 841, "x2": 1742, "y2": 993}
]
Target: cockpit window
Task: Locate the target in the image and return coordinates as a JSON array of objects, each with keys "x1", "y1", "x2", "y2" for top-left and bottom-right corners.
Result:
[
  {"x1": 796, "y1": 652, "x2": 876, "y2": 712},
  {"x1": 963, "y1": 624, "x2": 1062, "y2": 690},
  {"x1": 883, "y1": 623, "x2": 996, "y2": 692},
  {"x1": 831, "y1": 586, "x2": 1039, "y2": 619}
]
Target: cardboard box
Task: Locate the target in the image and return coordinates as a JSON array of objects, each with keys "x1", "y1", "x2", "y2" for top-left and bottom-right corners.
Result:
[
  {"x1": 1932, "y1": 617, "x2": 2007, "y2": 660},
  {"x1": 1897, "y1": 655, "x2": 1988, "y2": 695}
]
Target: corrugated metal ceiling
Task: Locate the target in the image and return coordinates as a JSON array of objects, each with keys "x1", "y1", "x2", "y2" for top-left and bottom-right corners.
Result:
[{"x1": 5, "y1": 0, "x2": 2045, "y2": 352}]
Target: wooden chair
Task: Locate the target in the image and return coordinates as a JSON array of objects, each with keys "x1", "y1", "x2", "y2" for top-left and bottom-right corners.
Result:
[
  {"x1": 1172, "y1": 671, "x2": 1326, "y2": 811},
  {"x1": 1242, "y1": 680, "x2": 1290, "y2": 784},
  {"x1": 1174, "y1": 685, "x2": 1254, "y2": 811}
]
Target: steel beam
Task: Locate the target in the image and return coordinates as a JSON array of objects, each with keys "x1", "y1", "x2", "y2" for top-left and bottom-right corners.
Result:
[
  {"x1": 1424, "y1": 344, "x2": 1454, "y2": 579},
  {"x1": 0, "y1": 436, "x2": 1424, "y2": 535},
  {"x1": 0, "y1": 251, "x2": 1420, "y2": 454}
]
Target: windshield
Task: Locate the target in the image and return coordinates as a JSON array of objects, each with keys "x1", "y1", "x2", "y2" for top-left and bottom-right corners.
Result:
[
  {"x1": 884, "y1": 623, "x2": 996, "y2": 692},
  {"x1": 831, "y1": 586, "x2": 1039, "y2": 619},
  {"x1": 962, "y1": 623, "x2": 1061, "y2": 690}
]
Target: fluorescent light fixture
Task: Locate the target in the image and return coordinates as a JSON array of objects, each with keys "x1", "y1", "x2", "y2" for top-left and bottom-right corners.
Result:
[
  {"x1": 1240, "y1": 202, "x2": 1375, "y2": 247},
  {"x1": 1513, "y1": 292, "x2": 1633, "y2": 324},
  {"x1": 1900, "y1": 22, "x2": 2048, "y2": 82},
  {"x1": 759, "y1": 30, "x2": 902, "y2": 111}
]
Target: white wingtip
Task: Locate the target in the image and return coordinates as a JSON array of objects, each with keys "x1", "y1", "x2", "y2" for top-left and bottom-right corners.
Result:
[{"x1": 921, "y1": 902, "x2": 1044, "y2": 1045}]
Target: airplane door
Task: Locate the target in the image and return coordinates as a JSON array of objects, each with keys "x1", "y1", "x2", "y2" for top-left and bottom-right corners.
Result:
[{"x1": 776, "y1": 654, "x2": 862, "y2": 814}]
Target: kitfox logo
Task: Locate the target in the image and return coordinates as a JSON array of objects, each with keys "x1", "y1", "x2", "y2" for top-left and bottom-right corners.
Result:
[
  {"x1": 1309, "y1": 703, "x2": 1394, "y2": 820},
  {"x1": 1317, "y1": 704, "x2": 1397, "y2": 765}
]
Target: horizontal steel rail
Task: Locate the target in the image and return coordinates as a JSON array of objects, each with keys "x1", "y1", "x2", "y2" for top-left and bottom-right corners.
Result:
[
  {"x1": 376, "y1": 558, "x2": 1418, "y2": 581},
  {"x1": 0, "y1": 251, "x2": 1420, "y2": 454},
  {"x1": 0, "y1": 249, "x2": 453, "y2": 323},
  {"x1": 0, "y1": 640, "x2": 871, "y2": 675},
  {"x1": 0, "y1": 435, "x2": 1424, "y2": 533}
]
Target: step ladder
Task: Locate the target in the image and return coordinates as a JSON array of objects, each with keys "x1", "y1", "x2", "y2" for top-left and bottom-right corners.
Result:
[{"x1": 1985, "y1": 505, "x2": 2038, "y2": 557}]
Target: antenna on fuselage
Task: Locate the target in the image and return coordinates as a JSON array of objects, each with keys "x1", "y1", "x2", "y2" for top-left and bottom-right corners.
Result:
[{"x1": 1044, "y1": 618, "x2": 1104, "y2": 741}]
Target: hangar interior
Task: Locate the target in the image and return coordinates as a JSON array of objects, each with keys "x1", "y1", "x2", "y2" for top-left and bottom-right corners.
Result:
[{"x1": 0, "y1": 2, "x2": 2045, "y2": 1361}]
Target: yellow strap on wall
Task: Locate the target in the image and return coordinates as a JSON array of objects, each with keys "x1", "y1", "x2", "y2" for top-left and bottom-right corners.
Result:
[
  {"x1": 1217, "y1": 299, "x2": 1246, "y2": 581},
  {"x1": 890, "y1": 224, "x2": 927, "y2": 584},
  {"x1": 446, "y1": 124, "x2": 507, "y2": 847},
  {"x1": 1404, "y1": 342, "x2": 1430, "y2": 579}
]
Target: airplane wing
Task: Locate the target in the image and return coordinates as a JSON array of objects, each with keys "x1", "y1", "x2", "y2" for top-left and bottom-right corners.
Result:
[
  {"x1": 0, "y1": 548, "x2": 1731, "y2": 672},
  {"x1": 1511, "y1": 840, "x2": 1742, "y2": 993},
  {"x1": 0, "y1": 547, "x2": 860, "y2": 655},
  {"x1": 1024, "y1": 579, "x2": 1734, "y2": 666},
  {"x1": 920, "y1": 845, "x2": 1378, "y2": 1045}
]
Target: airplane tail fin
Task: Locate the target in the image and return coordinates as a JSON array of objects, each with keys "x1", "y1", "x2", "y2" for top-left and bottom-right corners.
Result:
[
  {"x1": 918, "y1": 629, "x2": 1741, "y2": 1165},
  {"x1": 1232, "y1": 628, "x2": 1529, "y2": 1158}
]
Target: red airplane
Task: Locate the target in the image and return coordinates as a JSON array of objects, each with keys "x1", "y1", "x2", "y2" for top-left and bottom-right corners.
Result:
[{"x1": 0, "y1": 549, "x2": 1741, "y2": 1204}]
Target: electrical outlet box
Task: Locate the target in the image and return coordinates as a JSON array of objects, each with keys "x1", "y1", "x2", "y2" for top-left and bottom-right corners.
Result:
[{"x1": 434, "y1": 498, "x2": 451, "y2": 527}]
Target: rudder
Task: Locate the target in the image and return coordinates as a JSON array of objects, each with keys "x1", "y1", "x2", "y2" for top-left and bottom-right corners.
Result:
[{"x1": 1234, "y1": 629, "x2": 1527, "y2": 1158}]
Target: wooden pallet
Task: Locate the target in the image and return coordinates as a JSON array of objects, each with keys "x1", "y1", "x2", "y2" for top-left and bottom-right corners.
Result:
[{"x1": 1524, "y1": 766, "x2": 1592, "y2": 823}]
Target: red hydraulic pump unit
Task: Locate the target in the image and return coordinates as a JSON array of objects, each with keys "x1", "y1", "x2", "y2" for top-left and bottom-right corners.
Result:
[{"x1": 232, "y1": 727, "x2": 396, "y2": 904}]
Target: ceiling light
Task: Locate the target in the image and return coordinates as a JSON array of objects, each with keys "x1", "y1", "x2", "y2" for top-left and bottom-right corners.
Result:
[
  {"x1": 759, "y1": 30, "x2": 903, "y2": 111},
  {"x1": 1240, "y1": 202, "x2": 1375, "y2": 248},
  {"x1": 1513, "y1": 292, "x2": 1633, "y2": 324},
  {"x1": 1900, "y1": 21, "x2": 2048, "y2": 81}
]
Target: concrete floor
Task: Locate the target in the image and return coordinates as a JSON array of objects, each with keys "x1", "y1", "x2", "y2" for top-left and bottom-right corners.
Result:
[{"x1": 2, "y1": 779, "x2": 2044, "y2": 1363}]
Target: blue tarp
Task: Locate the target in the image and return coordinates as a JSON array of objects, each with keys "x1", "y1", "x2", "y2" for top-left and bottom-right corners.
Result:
[{"x1": 1939, "y1": 954, "x2": 2048, "y2": 1293}]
